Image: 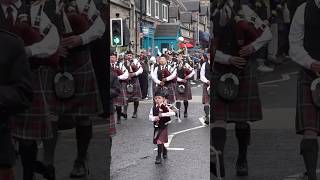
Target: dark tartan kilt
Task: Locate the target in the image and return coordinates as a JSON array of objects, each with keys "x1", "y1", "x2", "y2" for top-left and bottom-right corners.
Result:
[
  {"x1": 153, "y1": 126, "x2": 168, "y2": 144},
  {"x1": 202, "y1": 83, "x2": 210, "y2": 105},
  {"x1": 48, "y1": 49, "x2": 103, "y2": 117},
  {"x1": 213, "y1": 63, "x2": 262, "y2": 123},
  {"x1": 113, "y1": 81, "x2": 128, "y2": 106},
  {"x1": 10, "y1": 67, "x2": 54, "y2": 140},
  {"x1": 126, "y1": 77, "x2": 142, "y2": 102},
  {"x1": 176, "y1": 81, "x2": 192, "y2": 101},
  {"x1": 296, "y1": 69, "x2": 320, "y2": 135},
  {"x1": 154, "y1": 82, "x2": 176, "y2": 104},
  {"x1": 107, "y1": 112, "x2": 117, "y2": 136}
]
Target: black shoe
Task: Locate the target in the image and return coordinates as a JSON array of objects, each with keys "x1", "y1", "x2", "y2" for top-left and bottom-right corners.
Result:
[
  {"x1": 70, "y1": 160, "x2": 89, "y2": 178},
  {"x1": 34, "y1": 161, "x2": 55, "y2": 180},
  {"x1": 132, "y1": 113, "x2": 137, "y2": 118},
  {"x1": 117, "y1": 119, "x2": 121, "y2": 124},
  {"x1": 155, "y1": 156, "x2": 162, "y2": 164},
  {"x1": 121, "y1": 113, "x2": 127, "y2": 119},
  {"x1": 204, "y1": 116, "x2": 209, "y2": 125},
  {"x1": 184, "y1": 112, "x2": 188, "y2": 118},
  {"x1": 163, "y1": 147, "x2": 167, "y2": 159},
  {"x1": 236, "y1": 159, "x2": 248, "y2": 176}
]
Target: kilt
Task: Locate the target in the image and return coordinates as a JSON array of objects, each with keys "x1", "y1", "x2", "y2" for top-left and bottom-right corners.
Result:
[
  {"x1": 48, "y1": 49, "x2": 103, "y2": 117},
  {"x1": 113, "y1": 81, "x2": 128, "y2": 106},
  {"x1": 10, "y1": 67, "x2": 53, "y2": 140},
  {"x1": 107, "y1": 112, "x2": 116, "y2": 136},
  {"x1": 154, "y1": 82, "x2": 176, "y2": 104},
  {"x1": 202, "y1": 83, "x2": 210, "y2": 105},
  {"x1": 153, "y1": 126, "x2": 168, "y2": 144},
  {"x1": 176, "y1": 81, "x2": 192, "y2": 101},
  {"x1": 126, "y1": 77, "x2": 142, "y2": 102},
  {"x1": 296, "y1": 69, "x2": 320, "y2": 135},
  {"x1": 213, "y1": 62, "x2": 262, "y2": 123}
]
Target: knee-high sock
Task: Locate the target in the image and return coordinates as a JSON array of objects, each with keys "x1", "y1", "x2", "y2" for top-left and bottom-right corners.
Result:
[
  {"x1": 43, "y1": 122, "x2": 58, "y2": 166},
  {"x1": 133, "y1": 101, "x2": 139, "y2": 114},
  {"x1": 183, "y1": 101, "x2": 188, "y2": 113},
  {"x1": 204, "y1": 105, "x2": 209, "y2": 117},
  {"x1": 123, "y1": 105, "x2": 128, "y2": 114},
  {"x1": 176, "y1": 102, "x2": 181, "y2": 117},
  {"x1": 235, "y1": 122, "x2": 251, "y2": 162},
  {"x1": 19, "y1": 140, "x2": 37, "y2": 180},
  {"x1": 301, "y1": 139, "x2": 318, "y2": 180},
  {"x1": 211, "y1": 127, "x2": 226, "y2": 177},
  {"x1": 157, "y1": 144, "x2": 163, "y2": 157},
  {"x1": 116, "y1": 106, "x2": 122, "y2": 119},
  {"x1": 76, "y1": 124, "x2": 93, "y2": 161}
]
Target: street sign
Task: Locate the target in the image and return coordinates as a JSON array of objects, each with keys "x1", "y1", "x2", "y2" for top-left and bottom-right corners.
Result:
[{"x1": 110, "y1": 18, "x2": 123, "y2": 47}]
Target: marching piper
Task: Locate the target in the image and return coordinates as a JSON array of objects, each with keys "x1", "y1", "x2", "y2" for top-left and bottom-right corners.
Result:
[
  {"x1": 200, "y1": 52, "x2": 210, "y2": 125},
  {"x1": 41, "y1": 0, "x2": 105, "y2": 178},
  {"x1": 110, "y1": 51, "x2": 129, "y2": 124},
  {"x1": 175, "y1": 53, "x2": 195, "y2": 118},
  {"x1": 151, "y1": 54, "x2": 177, "y2": 104},
  {"x1": 122, "y1": 50, "x2": 143, "y2": 119},
  {"x1": 210, "y1": 0, "x2": 272, "y2": 178},
  {"x1": 289, "y1": 0, "x2": 320, "y2": 179}
]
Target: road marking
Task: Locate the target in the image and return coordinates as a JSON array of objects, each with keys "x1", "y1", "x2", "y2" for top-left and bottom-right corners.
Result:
[
  {"x1": 154, "y1": 125, "x2": 206, "y2": 151},
  {"x1": 283, "y1": 169, "x2": 320, "y2": 179},
  {"x1": 259, "y1": 71, "x2": 298, "y2": 85}
]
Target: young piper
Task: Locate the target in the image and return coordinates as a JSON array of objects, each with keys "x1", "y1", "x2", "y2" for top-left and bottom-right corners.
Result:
[{"x1": 149, "y1": 91, "x2": 176, "y2": 164}]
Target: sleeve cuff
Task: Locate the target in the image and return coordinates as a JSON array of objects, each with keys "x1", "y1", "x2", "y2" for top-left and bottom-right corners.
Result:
[{"x1": 80, "y1": 34, "x2": 89, "y2": 45}]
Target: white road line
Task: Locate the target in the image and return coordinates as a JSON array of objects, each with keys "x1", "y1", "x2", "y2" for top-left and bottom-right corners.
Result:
[
  {"x1": 259, "y1": 71, "x2": 298, "y2": 85},
  {"x1": 283, "y1": 169, "x2": 320, "y2": 180},
  {"x1": 171, "y1": 125, "x2": 206, "y2": 135}
]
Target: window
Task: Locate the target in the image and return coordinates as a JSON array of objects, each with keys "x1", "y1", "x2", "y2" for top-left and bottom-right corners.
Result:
[
  {"x1": 155, "y1": 1, "x2": 159, "y2": 19},
  {"x1": 162, "y1": 4, "x2": 168, "y2": 22},
  {"x1": 146, "y1": 0, "x2": 152, "y2": 16}
]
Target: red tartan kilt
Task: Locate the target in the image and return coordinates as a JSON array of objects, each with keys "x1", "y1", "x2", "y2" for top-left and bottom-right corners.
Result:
[
  {"x1": 48, "y1": 50, "x2": 103, "y2": 116},
  {"x1": 113, "y1": 81, "x2": 128, "y2": 106},
  {"x1": 296, "y1": 70, "x2": 320, "y2": 135},
  {"x1": 153, "y1": 127, "x2": 168, "y2": 144},
  {"x1": 212, "y1": 67, "x2": 262, "y2": 123},
  {"x1": 176, "y1": 81, "x2": 192, "y2": 101},
  {"x1": 202, "y1": 83, "x2": 210, "y2": 105},
  {"x1": 154, "y1": 82, "x2": 176, "y2": 104},
  {"x1": 126, "y1": 77, "x2": 142, "y2": 102},
  {"x1": 107, "y1": 113, "x2": 117, "y2": 136},
  {"x1": 10, "y1": 67, "x2": 54, "y2": 140}
]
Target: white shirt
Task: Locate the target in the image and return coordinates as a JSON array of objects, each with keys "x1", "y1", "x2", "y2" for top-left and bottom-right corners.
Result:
[
  {"x1": 151, "y1": 64, "x2": 177, "y2": 85},
  {"x1": 200, "y1": 62, "x2": 210, "y2": 84},
  {"x1": 176, "y1": 62, "x2": 195, "y2": 82},
  {"x1": 148, "y1": 104, "x2": 176, "y2": 122},
  {"x1": 1, "y1": 1, "x2": 59, "y2": 58},
  {"x1": 57, "y1": 0, "x2": 105, "y2": 45},
  {"x1": 289, "y1": 0, "x2": 320, "y2": 69}
]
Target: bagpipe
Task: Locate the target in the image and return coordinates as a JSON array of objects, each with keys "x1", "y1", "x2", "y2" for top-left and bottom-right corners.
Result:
[
  {"x1": 176, "y1": 61, "x2": 193, "y2": 94},
  {"x1": 60, "y1": 0, "x2": 99, "y2": 37},
  {"x1": 125, "y1": 60, "x2": 141, "y2": 93},
  {"x1": 13, "y1": 0, "x2": 59, "y2": 67},
  {"x1": 154, "y1": 103, "x2": 181, "y2": 128}
]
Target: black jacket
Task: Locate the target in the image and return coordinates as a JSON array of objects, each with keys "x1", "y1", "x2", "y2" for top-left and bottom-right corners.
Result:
[{"x1": 0, "y1": 29, "x2": 33, "y2": 118}]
